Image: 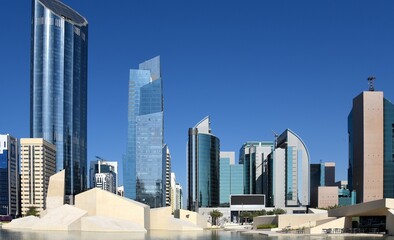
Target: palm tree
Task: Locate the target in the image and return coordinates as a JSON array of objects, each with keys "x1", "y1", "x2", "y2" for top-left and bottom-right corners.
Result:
[
  {"x1": 209, "y1": 209, "x2": 223, "y2": 226},
  {"x1": 25, "y1": 206, "x2": 39, "y2": 217}
]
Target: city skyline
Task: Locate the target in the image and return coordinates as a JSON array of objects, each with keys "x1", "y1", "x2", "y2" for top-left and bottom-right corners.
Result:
[{"x1": 2, "y1": 0, "x2": 394, "y2": 194}]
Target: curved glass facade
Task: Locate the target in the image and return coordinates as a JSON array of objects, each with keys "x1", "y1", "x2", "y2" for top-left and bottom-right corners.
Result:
[
  {"x1": 30, "y1": 0, "x2": 88, "y2": 197},
  {"x1": 125, "y1": 56, "x2": 165, "y2": 208},
  {"x1": 187, "y1": 117, "x2": 220, "y2": 211}
]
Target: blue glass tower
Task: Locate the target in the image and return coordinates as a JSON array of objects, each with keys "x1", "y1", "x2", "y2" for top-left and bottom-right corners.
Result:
[
  {"x1": 30, "y1": 0, "x2": 88, "y2": 200},
  {"x1": 0, "y1": 134, "x2": 19, "y2": 217},
  {"x1": 219, "y1": 152, "x2": 243, "y2": 206},
  {"x1": 187, "y1": 116, "x2": 220, "y2": 211},
  {"x1": 125, "y1": 56, "x2": 165, "y2": 208}
]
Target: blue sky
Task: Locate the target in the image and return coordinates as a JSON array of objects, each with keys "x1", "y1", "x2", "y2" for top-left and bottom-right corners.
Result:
[{"x1": 2, "y1": 1, "x2": 394, "y2": 191}]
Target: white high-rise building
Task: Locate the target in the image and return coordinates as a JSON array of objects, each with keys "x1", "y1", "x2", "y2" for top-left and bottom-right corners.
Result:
[
  {"x1": 266, "y1": 129, "x2": 310, "y2": 208},
  {"x1": 90, "y1": 160, "x2": 117, "y2": 194},
  {"x1": 165, "y1": 146, "x2": 171, "y2": 207},
  {"x1": 175, "y1": 183, "x2": 183, "y2": 210},
  {"x1": 170, "y1": 172, "x2": 176, "y2": 212},
  {"x1": 20, "y1": 138, "x2": 56, "y2": 216}
]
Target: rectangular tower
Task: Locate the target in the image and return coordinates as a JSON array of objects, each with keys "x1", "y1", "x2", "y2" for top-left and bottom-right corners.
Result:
[
  {"x1": 89, "y1": 160, "x2": 117, "y2": 194},
  {"x1": 220, "y1": 152, "x2": 243, "y2": 206},
  {"x1": 348, "y1": 91, "x2": 384, "y2": 203},
  {"x1": 239, "y1": 141, "x2": 273, "y2": 195},
  {"x1": 20, "y1": 138, "x2": 56, "y2": 216},
  {"x1": 0, "y1": 134, "x2": 19, "y2": 217}
]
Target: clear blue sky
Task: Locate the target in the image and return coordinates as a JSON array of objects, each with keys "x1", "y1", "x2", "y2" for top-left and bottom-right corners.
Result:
[{"x1": 2, "y1": 1, "x2": 394, "y2": 190}]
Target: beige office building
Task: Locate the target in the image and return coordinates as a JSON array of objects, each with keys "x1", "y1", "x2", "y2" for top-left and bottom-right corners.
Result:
[
  {"x1": 20, "y1": 138, "x2": 56, "y2": 215},
  {"x1": 318, "y1": 186, "x2": 339, "y2": 208},
  {"x1": 349, "y1": 91, "x2": 384, "y2": 203}
]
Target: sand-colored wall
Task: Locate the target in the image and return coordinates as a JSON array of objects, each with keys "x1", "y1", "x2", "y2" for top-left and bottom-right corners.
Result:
[
  {"x1": 75, "y1": 188, "x2": 150, "y2": 229},
  {"x1": 318, "y1": 186, "x2": 338, "y2": 208},
  {"x1": 277, "y1": 213, "x2": 329, "y2": 229},
  {"x1": 177, "y1": 209, "x2": 209, "y2": 228},
  {"x1": 46, "y1": 170, "x2": 65, "y2": 210},
  {"x1": 307, "y1": 217, "x2": 345, "y2": 234},
  {"x1": 386, "y1": 209, "x2": 394, "y2": 235},
  {"x1": 149, "y1": 207, "x2": 172, "y2": 230},
  {"x1": 253, "y1": 215, "x2": 277, "y2": 229},
  {"x1": 32, "y1": 204, "x2": 87, "y2": 231}
]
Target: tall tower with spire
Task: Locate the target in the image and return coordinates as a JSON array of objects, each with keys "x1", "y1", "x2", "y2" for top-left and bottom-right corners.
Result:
[{"x1": 348, "y1": 76, "x2": 394, "y2": 203}]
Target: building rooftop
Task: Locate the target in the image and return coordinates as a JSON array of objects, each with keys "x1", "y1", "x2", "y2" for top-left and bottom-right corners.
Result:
[{"x1": 39, "y1": 0, "x2": 88, "y2": 26}]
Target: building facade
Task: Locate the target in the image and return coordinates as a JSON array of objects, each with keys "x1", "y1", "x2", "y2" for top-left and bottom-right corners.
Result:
[
  {"x1": 175, "y1": 183, "x2": 183, "y2": 210},
  {"x1": 310, "y1": 162, "x2": 336, "y2": 207},
  {"x1": 125, "y1": 56, "x2": 166, "y2": 208},
  {"x1": 239, "y1": 141, "x2": 273, "y2": 194},
  {"x1": 31, "y1": 0, "x2": 88, "y2": 202},
  {"x1": 187, "y1": 116, "x2": 220, "y2": 211},
  {"x1": 89, "y1": 160, "x2": 117, "y2": 194},
  {"x1": 170, "y1": 172, "x2": 183, "y2": 212},
  {"x1": 170, "y1": 172, "x2": 176, "y2": 212},
  {"x1": 219, "y1": 152, "x2": 243, "y2": 206},
  {"x1": 0, "y1": 134, "x2": 19, "y2": 217},
  {"x1": 20, "y1": 138, "x2": 56, "y2": 216},
  {"x1": 266, "y1": 129, "x2": 310, "y2": 208},
  {"x1": 348, "y1": 90, "x2": 394, "y2": 203},
  {"x1": 164, "y1": 146, "x2": 171, "y2": 207}
]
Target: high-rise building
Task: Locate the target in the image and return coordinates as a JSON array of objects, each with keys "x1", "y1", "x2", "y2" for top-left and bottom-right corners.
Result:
[
  {"x1": 219, "y1": 152, "x2": 243, "y2": 206},
  {"x1": 348, "y1": 88, "x2": 394, "y2": 203},
  {"x1": 170, "y1": 172, "x2": 183, "y2": 212},
  {"x1": 170, "y1": 172, "x2": 176, "y2": 212},
  {"x1": 31, "y1": 0, "x2": 88, "y2": 202},
  {"x1": 239, "y1": 142, "x2": 273, "y2": 194},
  {"x1": 0, "y1": 134, "x2": 19, "y2": 217},
  {"x1": 125, "y1": 56, "x2": 165, "y2": 208},
  {"x1": 89, "y1": 160, "x2": 117, "y2": 194},
  {"x1": 310, "y1": 162, "x2": 336, "y2": 208},
  {"x1": 266, "y1": 129, "x2": 310, "y2": 208},
  {"x1": 164, "y1": 146, "x2": 171, "y2": 207},
  {"x1": 175, "y1": 183, "x2": 183, "y2": 210},
  {"x1": 187, "y1": 116, "x2": 220, "y2": 211},
  {"x1": 20, "y1": 138, "x2": 56, "y2": 216}
]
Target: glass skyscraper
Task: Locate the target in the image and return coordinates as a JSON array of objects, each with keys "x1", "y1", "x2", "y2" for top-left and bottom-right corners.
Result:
[
  {"x1": 0, "y1": 135, "x2": 19, "y2": 217},
  {"x1": 30, "y1": 0, "x2": 88, "y2": 200},
  {"x1": 239, "y1": 141, "x2": 273, "y2": 194},
  {"x1": 187, "y1": 116, "x2": 220, "y2": 211},
  {"x1": 125, "y1": 56, "x2": 165, "y2": 208},
  {"x1": 219, "y1": 152, "x2": 243, "y2": 206}
]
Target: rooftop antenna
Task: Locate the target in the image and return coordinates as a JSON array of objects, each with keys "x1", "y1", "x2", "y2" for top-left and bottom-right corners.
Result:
[
  {"x1": 367, "y1": 76, "x2": 376, "y2": 91},
  {"x1": 272, "y1": 130, "x2": 278, "y2": 148}
]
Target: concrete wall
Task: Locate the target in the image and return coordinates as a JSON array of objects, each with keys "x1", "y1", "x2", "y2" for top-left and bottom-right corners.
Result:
[
  {"x1": 75, "y1": 188, "x2": 150, "y2": 229},
  {"x1": 149, "y1": 207, "x2": 172, "y2": 230},
  {"x1": 46, "y1": 170, "x2": 65, "y2": 210},
  {"x1": 176, "y1": 209, "x2": 210, "y2": 229},
  {"x1": 318, "y1": 186, "x2": 338, "y2": 208},
  {"x1": 253, "y1": 215, "x2": 277, "y2": 229},
  {"x1": 149, "y1": 207, "x2": 203, "y2": 231},
  {"x1": 32, "y1": 204, "x2": 87, "y2": 231},
  {"x1": 386, "y1": 209, "x2": 394, "y2": 235},
  {"x1": 307, "y1": 217, "x2": 346, "y2": 234},
  {"x1": 277, "y1": 213, "x2": 329, "y2": 229}
]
